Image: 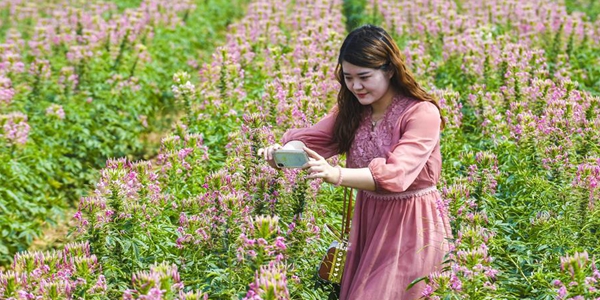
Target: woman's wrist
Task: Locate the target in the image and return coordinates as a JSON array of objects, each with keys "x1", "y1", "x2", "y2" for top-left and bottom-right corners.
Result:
[{"x1": 333, "y1": 165, "x2": 343, "y2": 186}]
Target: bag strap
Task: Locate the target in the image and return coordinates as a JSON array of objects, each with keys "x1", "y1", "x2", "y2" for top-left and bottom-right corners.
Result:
[{"x1": 340, "y1": 187, "x2": 354, "y2": 241}]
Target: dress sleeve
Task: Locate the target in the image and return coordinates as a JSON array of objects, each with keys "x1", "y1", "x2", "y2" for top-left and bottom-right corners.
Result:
[
  {"x1": 368, "y1": 101, "x2": 441, "y2": 193},
  {"x1": 281, "y1": 110, "x2": 339, "y2": 159}
]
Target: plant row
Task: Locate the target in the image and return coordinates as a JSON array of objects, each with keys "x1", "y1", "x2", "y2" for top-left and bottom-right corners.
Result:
[
  {"x1": 2, "y1": 0, "x2": 349, "y2": 298},
  {"x1": 0, "y1": 0, "x2": 248, "y2": 265}
]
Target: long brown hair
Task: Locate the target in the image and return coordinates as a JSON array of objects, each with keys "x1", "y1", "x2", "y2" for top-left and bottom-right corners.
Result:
[{"x1": 332, "y1": 24, "x2": 445, "y2": 154}]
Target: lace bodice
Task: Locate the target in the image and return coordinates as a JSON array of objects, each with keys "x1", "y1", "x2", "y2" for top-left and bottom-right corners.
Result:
[{"x1": 347, "y1": 95, "x2": 415, "y2": 168}]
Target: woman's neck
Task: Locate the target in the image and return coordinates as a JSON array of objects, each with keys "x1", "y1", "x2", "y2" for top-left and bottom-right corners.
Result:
[{"x1": 370, "y1": 89, "x2": 397, "y2": 118}]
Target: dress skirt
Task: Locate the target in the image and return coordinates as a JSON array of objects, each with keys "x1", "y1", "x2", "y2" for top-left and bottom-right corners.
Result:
[{"x1": 339, "y1": 187, "x2": 452, "y2": 300}]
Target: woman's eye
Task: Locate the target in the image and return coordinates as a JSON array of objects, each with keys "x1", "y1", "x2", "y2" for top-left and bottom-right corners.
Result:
[{"x1": 360, "y1": 76, "x2": 370, "y2": 80}]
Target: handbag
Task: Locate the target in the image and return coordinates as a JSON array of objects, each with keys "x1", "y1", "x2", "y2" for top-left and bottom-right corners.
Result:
[{"x1": 317, "y1": 187, "x2": 354, "y2": 285}]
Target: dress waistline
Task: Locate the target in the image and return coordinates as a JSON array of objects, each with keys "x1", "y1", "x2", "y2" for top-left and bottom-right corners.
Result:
[{"x1": 363, "y1": 186, "x2": 438, "y2": 201}]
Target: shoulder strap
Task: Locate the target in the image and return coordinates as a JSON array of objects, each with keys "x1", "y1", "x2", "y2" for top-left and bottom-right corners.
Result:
[{"x1": 340, "y1": 187, "x2": 354, "y2": 240}]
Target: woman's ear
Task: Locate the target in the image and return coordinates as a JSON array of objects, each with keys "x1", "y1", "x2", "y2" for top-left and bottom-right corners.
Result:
[{"x1": 387, "y1": 69, "x2": 394, "y2": 80}]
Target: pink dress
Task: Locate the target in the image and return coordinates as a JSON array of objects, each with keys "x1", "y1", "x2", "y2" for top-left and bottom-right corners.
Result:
[{"x1": 282, "y1": 95, "x2": 452, "y2": 300}]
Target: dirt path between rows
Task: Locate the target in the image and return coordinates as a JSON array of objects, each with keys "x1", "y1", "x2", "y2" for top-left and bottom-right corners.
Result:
[{"x1": 28, "y1": 207, "x2": 77, "y2": 253}]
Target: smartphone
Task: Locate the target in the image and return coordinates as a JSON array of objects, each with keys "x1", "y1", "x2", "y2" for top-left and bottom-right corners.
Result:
[{"x1": 273, "y1": 149, "x2": 309, "y2": 168}]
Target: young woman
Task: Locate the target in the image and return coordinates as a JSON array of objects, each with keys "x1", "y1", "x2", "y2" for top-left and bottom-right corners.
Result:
[{"x1": 259, "y1": 24, "x2": 451, "y2": 300}]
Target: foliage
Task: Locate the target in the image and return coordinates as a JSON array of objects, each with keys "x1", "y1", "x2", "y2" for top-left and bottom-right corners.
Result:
[
  {"x1": 565, "y1": 0, "x2": 600, "y2": 21},
  {"x1": 0, "y1": 0, "x2": 248, "y2": 265},
  {"x1": 3, "y1": 0, "x2": 600, "y2": 299},
  {"x1": 2, "y1": 0, "x2": 347, "y2": 298}
]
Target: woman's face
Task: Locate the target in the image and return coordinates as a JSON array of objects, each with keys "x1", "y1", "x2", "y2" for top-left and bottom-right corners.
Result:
[{"x1": 342, "y1": 61, "x2": 393, "y2": 107}]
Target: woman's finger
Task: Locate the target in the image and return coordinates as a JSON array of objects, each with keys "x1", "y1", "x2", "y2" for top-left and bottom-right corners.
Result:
[
  {"x1": 258, "y1": 144, "x2": 280, "y2": 161},
  {"x1": 304, "y1": 160, "x2": 322, "y2": 168},
  {"x1": 306, "y1": 171, "x2": 327, "y2": 179},
  {"x1": 306, "y1": 165, "x2": 322, "y2": 174},
  {"x1": 303, "y1": 146, "x2": 323, "y2": 160},
  {"x1": 269, "y1": 144, "x2": 281, "y2": 160},
  {"x1": 263, "y1": 147, "x2": 270, "y2": 161}
]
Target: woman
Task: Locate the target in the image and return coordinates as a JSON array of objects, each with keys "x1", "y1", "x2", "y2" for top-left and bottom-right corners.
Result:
[{"x1": 259, "y1": 24, "x2": 451, "y2": 300}]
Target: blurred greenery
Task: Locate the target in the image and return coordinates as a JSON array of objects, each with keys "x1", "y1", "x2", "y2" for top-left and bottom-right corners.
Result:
[{"x1": 565, "y1": 0, "x2": 600, "y2": 21}]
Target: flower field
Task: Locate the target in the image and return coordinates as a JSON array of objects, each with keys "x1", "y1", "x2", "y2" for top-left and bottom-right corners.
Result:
[
  {"x1": 1, "y1": 0, "x2": 600, "y2": 299},
  {"x1": 0, "y1": 0, "x2": 247, "y2": 264}
]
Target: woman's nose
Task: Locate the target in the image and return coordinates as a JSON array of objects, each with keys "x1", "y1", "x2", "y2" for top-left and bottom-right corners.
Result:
[{"x1": 353, "y1": 81, "x2": 363, "y2": 90}]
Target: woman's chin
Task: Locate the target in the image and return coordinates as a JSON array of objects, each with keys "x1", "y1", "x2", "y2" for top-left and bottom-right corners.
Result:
[{"x1": 357, "y1": 99, "x2": 373, "y2": 106}]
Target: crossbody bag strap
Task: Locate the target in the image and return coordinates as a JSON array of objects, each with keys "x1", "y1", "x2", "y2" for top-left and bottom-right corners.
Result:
[{"x1": 340, "y1": 187, "x2": 354, "y2": 241}]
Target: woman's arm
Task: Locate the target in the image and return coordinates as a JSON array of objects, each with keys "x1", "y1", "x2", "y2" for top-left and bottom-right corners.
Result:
[
  {"x1": 368, "y1": 102, "x2": 441, "y2": 193},
  {"x1": 303, "y1": 147, "x2": 376, "y2": 191},
  {"x1": 281, "y1": 109, "x2": 339, "y2": 159},
  {"x1": 334, "y1": 167, "x2": 376, "y2": 191}
]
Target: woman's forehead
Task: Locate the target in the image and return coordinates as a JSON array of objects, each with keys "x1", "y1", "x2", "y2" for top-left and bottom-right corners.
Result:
[{"x1": 341, "y1": 61, "x2": 377, "y2": 74}]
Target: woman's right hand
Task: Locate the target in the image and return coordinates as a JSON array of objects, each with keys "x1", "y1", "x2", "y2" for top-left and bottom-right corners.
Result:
[{"x1": 257, "y1": 143, "x2": 283, "y2": 169}]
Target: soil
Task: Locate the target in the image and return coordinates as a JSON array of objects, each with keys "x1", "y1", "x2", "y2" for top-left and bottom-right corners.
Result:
[{"x1": 28, "y1": 207, "x2": 77, "y2": 253}]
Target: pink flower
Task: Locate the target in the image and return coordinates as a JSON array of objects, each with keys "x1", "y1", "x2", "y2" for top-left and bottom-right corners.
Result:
[
  {"x1": 553, "y1": 279, "x2": 563, "y2": 287},
  {"x1": 147, "y1": 287, "x2": 165, "y2": 299},
  {"x1": 421, "y1": 284, "x2": 434, "y2": 297},
  {"x1": 557, "y1": 286, "x2": 567, "y2": 299},
  {"x1": 0, "y1": 87, "x2": 15, "y2": 104},
  {"x1": 274, "y1": 236, "x2": 287, "y2": 251}
]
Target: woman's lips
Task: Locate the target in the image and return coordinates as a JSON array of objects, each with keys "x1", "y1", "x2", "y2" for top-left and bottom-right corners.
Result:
[{"x1": 356, "y1": 93, "x2": 367, "y2": 99}]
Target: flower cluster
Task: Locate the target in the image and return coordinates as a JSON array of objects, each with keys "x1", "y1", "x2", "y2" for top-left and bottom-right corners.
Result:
[
  {"x1": 0, "y1": 242, "x2": 107, "y2": 299},
  {"x1": 236, "y1": 215, "x2": 288, "y2": 263},
  {"x1": 0, "y1": 112, "x2": 30, "y2": 145},
  {"x1": 45, "y1": 104, "x2": 66, "y2": 120},
  {"x1": 572, "y1": 159, "x2": 600, "y2": 209},
  {"x1": 123, "y1": 262, "x2": 196, "y2": 300},
  {"x1": 0, "y1": 76, "x2": 15, "y2": 105},
  {"x1": 172, "y1": 70, "x2": 196, "y2": 114},
  {"x1": 553, "y1": 251, "x2": 600, "y2": 299},
  {"x1": 243, "y1": 262, "x2": 290, "y2": 300}
]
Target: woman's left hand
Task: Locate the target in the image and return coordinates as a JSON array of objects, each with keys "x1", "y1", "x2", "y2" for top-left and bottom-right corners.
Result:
[{"x1": 303, "y1": 147, "x2": 339, "y2": 184}]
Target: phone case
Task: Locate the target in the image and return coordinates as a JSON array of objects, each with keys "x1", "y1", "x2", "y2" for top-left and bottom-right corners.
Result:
[{"x1": 273, "y1": 150, "x2": 309, "y2": 168}]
